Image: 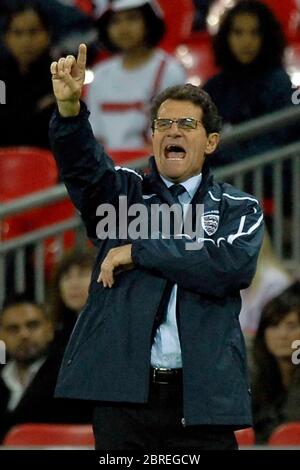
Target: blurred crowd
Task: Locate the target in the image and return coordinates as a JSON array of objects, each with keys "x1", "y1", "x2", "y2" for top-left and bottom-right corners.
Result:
[{"x1": 0, "y1": 0, "x2": 300, "y2": 446}]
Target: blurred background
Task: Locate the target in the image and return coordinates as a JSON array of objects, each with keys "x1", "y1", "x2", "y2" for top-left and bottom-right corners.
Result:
[{"x1": 0, "y1": 0, "x2": 300, "y2": 449}]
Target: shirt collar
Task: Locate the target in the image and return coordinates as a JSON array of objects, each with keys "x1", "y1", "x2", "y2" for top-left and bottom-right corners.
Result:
[
  {"x1": 1, "y1": 357, "x2": 47, "y2": 391},
  {"x1": 160, "y1": 172, "x2": 202, "y2": 200}
]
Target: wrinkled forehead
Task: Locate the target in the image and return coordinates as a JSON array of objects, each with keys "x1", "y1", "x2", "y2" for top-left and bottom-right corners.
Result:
[{"x1": 157, "y1": 99, "x2": 203, "y2": 120}]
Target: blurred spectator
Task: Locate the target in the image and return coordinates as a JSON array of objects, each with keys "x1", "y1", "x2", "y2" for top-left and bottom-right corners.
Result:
[
  {"x1": 251, "y1": 282, "x2": 300, "y2": 443},
  {"x1": 0, "y1": 296, "x2": 92, "y2": 442},
  {"x1": 38, "y1": 0, "x2": 97, "y2": 61},
  {"x1": 0, "y1": 0, "x2": 55, "y2": 148},
  {"x1": 86, "y1": 0, "x2": 186, "y2": 149},
  {"x1": 48, "y1": 250, "x2": 95, "y2": 346},
  {"x1": 240, "y1": 230, "x2": 293, "y2": 336},
  {"x1": 0, "y1": 0, "x2": 94, "y2": 56},
  {"x1": 203, "y1": 0, "x2": 295, "y2": 166}
]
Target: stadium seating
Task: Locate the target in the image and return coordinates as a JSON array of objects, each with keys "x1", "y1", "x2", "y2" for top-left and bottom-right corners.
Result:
[
  {"x1": 0, "y1": 147, "x2": 58, "y2": 201},
  {"x1": 175, "y1": 31, "x2": 218, "y2": 86},
  {"x1": 3, "y1": 423, "x2": 94, "y2": 447},
  {"x1": 0, "y1": 147, "x2": 75, "y2": 276},
  {"x1": 268, "y1": 422, "x2": 300, "y2": 446},
  {"x1": 75, "y1": 0, "x2": 93, "y2": 16},
  {"x1": 0, "y1": 147, "x2": 60, "y2": 240},
  {"x1": 158, "y1": 0, "x2": 195, "y2": 52},
  {"x1": 262, "y1": 0, "x2": 300, "y2": 41},
  {"x1": 234, "y1": 427, "x2": 255, "y2": 446}
]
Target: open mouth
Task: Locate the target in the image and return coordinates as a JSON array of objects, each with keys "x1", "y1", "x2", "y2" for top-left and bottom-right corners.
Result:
[{"x1": 164, "y1": 144, "x2": 186, "y2": 160}]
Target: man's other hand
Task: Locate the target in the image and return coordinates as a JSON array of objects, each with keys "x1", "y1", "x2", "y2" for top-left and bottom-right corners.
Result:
[{"x1": 97, "y1": 244, "x2": 134, "y2": 288}]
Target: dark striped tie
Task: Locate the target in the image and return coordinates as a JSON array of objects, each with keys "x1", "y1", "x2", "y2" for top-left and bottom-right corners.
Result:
[
  {"x1": 169, "y1": 184, "x2": 185, "y2": 204},
  {"x1": 169, "y1": 184, "x2": 185, "y2": 236},
  {"x1": 152, "y1": 184, "x2": 186, "y2": 335}
]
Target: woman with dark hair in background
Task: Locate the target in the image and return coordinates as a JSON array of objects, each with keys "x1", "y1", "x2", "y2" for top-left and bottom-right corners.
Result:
[
  {"x1": 86, "y1": 0, "x2": 186, "y2": 149},
  {"x1": 48, "y1": 250, "x2": 95, "y2": 346},
  {"x1": 203, "y1": 0, "x2": 294, "y2": 165},
  {"x1": 251, "y1": 281, "x2": 300, "y2": 443},
  {"x1": 0, "y1": 0, "x2": 55, "y2": 148}
]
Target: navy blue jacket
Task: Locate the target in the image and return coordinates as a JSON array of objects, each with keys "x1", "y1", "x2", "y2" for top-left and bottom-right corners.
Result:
[{"x1": 49, "y1": 103, "x2": 264, "y2": 427}]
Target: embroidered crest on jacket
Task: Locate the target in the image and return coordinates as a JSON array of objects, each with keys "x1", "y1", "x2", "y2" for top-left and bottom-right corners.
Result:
[{"x1": 201, "y1": 213, "x2": 220, "y2": 235}]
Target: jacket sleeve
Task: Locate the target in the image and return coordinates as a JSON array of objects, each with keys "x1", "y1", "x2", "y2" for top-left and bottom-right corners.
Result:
[
  {"x1": 49, "y1": 102, "x2": 142, "y2": 243},
  {"x1": 131, "y1": 198, "x2": 264, "y2": 298}
]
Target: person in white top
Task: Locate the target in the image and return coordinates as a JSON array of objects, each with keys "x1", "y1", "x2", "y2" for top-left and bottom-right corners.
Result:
[{"x1": 86, "y1": 0, "x2": 187, "y2": 149}]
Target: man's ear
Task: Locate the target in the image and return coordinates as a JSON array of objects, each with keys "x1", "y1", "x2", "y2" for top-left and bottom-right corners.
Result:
[{"x1": 205, "y1": 133, "x2": 220, "y2": 154}]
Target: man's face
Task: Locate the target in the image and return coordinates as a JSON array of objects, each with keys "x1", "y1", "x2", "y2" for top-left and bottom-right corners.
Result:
[
  {"x1": 0, "y1": 304, "x2": 53, "y2": 365},
  {"x1": 152, "y1": 99, "x2": 219, "y2": 183}
]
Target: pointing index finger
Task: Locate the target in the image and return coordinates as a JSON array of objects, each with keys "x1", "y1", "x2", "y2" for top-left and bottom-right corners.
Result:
[{"x1": 77, "y1": 43, "x2": 87, "y2": 71}]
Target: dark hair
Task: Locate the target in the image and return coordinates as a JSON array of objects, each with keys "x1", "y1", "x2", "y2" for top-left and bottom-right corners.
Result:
[
  {"x1": 48, "y1": 249, "x2": 95, "y2": 327},
  {"x1": 3, "y1": 0, "x2": 51, "y2": 33},
  {"x1": 0, "y1": 294, "x2": 47, "y2": 323},
  {"x1": 150, "y1": 83, "x2": 222, "y2": 134},
  {"x1": 252, "y1": 281, "x2": 300, "y2": 405},
  {"x1": 96, "y1": 3, "x2": 165, "y2": 52},
  {"x1": 213, "y1": 0, "x2": 286, "y2": 72}
]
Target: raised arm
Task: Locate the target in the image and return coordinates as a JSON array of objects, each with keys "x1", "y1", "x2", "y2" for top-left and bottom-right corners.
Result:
[
  {"x1": 49, "y1": 45, "x2": 143, "y2": 246},
  {"x1": 50, "y1": 43, "x2": 87, "y2": 117}
]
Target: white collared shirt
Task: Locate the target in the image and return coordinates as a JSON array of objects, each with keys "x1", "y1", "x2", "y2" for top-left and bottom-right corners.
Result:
[
  {"x1": 151, "y1": 172, "x2": 202, "y2": 368},
  {"x1": 1, "y1": 357, "x2": 46, "y2": 411}
]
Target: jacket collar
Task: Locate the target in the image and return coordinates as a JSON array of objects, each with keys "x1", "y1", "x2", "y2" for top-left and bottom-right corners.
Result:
[{"x1": 144, "y1": 156, "x2": 213, "y2": 204}]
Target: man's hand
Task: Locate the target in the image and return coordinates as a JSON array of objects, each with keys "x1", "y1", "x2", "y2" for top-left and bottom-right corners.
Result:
[
  {"x1": 50, "y1": 43, "x2": 87, "y2": 117},
  {"x1": 97, "y1": 244, "x2": 134, "y2": 288}
]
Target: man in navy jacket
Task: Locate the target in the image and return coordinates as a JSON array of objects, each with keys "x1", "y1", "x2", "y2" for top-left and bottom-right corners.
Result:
[{"x1": 49, "y1": 44, "x2": 264, "y2": 449}]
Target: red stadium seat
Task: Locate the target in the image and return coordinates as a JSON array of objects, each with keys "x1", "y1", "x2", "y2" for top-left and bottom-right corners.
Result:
[
  {"x1": 158, "y1": 0, "x2": 195, "y2": 52},
  {"x1": 75, "y1": 0, "x2": 93, "y2": 16},
  {"x1": 0, "y1": 147, "x2": 58, "y2": 200},
  {"x1": 268, "y1": 422, "x2": 300, "y2": 446},
  {"x1": 175, "y1": 32, "x2": 219, "y2": 86},
  {"x1": 0, "y1": 147, "x2": 76, "y2": 275},
  {"x1": 30, "y1": 199, "x2": 76, "y2": 277},
  {"x1": 0, "y1": 147, "x2": 59, "y2": 240},
  {"x1": 235, "y1": 427, "x2": 255, "y2": 446},
  {"x1": 3, "y1": 423, "x2": 94, "y2": 447},
  {"x1": 262, "y1": 0, "x2": 300, "y2": 41}
]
